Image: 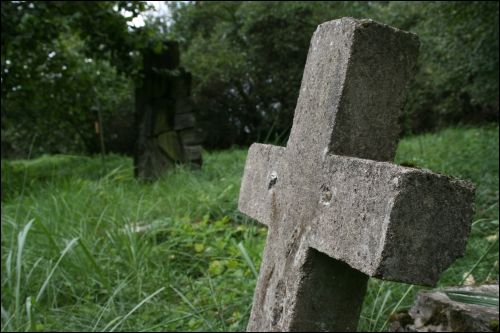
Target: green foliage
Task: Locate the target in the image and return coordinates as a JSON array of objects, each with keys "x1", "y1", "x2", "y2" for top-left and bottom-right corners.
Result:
[
  {"x1": 0, "y1": 1, "x2": 161, "y2": 156},
  {"x1": 2, "y1": 149, "x2": 262, "y2": 331},
  {"x1": 371, "y1": 1, "x2": 499, "y2": 133},
  {"x1": 1, "y1": 125, "x2": 498, "y2": 331},
  {"x1": 1, "y1": 1, "x2": 148, "y2": 73},
  {"x1": 169, "y1": 1, "x2": 371, "y2": 148},
  {"x1": 169, "y1": 1, "x2": 499, "y2": 148},
  {"x1": 1, "y1": 33, "x2": 133, "y2": 154},
  {"x1": 3, "y1": 1, "x2": 497, "y2": 153},
  {"x1": 444, "y1": 290, "x2": 499, "y2": 309}
]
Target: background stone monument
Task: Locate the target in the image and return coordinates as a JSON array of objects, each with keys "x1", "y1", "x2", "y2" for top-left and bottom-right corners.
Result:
[{"x1": 134, "y1": 41, "x2": 203, "y2": 180}]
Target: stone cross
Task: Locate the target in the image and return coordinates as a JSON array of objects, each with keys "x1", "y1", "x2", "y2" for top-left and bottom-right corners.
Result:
[{"x1": 238, "y1": 18, "x2": 475, "y2": 332}]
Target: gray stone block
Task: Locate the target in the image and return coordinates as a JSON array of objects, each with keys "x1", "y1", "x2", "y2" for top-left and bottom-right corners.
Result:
[
  {"x1": 311, "y1": 155, "x2": 476, "y2": 286},
  {"x1": 237, "y1": 17, "x2": 475, "y2": 332}
]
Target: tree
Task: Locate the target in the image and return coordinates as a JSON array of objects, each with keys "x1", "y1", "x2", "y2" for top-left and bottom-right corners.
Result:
[
  {"x1": 169, "y1": 1, "x2": 499, "y2": 148},
  {"x1": 0, "y1": 1, "x2": 158, "y2": 156},
  {"x1": 371, "y1": 1, "x2": 499, "y2": 132},
  {"x1": 169, "y1": 1, "x2": 372, "y2": 148}
]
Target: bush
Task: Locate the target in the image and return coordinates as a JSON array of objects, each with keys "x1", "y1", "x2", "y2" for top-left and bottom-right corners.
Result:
[{"x1": 169, "y1": 1, "x2": 499, "y2": 148}]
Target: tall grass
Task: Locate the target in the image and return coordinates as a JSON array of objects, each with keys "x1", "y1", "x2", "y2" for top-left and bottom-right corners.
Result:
[
  {"x1": 1, "y1": 125, "x2": 498, "y2": 331},
  {"x1": 360, "y1": 124, "x2": 499, "y2": 331}
]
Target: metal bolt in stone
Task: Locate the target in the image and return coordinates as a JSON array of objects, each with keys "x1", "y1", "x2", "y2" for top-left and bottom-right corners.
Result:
[{"x1": 238, "y1": 17, "x2": 475, "y2": 332}]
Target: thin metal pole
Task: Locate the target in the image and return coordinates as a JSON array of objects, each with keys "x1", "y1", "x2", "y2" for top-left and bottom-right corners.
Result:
[{"x1": 94, "y1": 87, "x2": 106, "y2": 172}]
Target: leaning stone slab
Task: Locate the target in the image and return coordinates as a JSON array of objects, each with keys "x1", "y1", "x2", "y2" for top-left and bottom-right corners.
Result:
[
  {"x1": 238, "y1": 17, "x2": 476, "y2": 332},
  {"x1": 389, "y1": 285, "x2": 499, "y2": 332}
]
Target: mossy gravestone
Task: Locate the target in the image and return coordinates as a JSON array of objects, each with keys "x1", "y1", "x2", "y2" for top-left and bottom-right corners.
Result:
[
  {"x1": 238, "y1": 18, "x2": 476, "y2": 331},
  {"x1": 134, "y1": 41, "x2": 203, "y2": 180}
]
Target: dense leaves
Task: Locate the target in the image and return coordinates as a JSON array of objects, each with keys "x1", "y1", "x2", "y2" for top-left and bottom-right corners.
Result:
[
  {"x1": 1, "y1": 1, "x2": 156, "y2": 156},
  {"x1": 373, "y1": 2, "x2": 500, "y2": 132},
  {"x1": 1, "y1": 1, "x2": 498, "y2": 154},
  {"x1": 168, "y1": 1, "x2": 371, "y2": 148},
  {"x1": 169, "y1": 1, "x2": 499, "y2": 148}
]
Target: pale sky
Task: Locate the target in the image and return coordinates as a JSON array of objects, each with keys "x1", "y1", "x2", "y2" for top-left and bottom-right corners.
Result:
[{"x1": 128, "y1": 1, "x2": 171, "y2": 28}]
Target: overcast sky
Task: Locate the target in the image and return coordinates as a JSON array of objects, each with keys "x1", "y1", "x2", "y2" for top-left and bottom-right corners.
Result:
[{"x1": 128, "y1": 1, "x2": 171, "y2": 28}]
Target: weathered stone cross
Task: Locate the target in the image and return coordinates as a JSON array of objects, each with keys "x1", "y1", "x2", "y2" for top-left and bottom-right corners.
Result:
[{"x1": 238, "y1": 18, "x2": 475, "y2": 332}]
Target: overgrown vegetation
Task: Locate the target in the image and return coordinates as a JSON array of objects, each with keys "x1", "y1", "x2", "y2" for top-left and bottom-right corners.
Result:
[
  {"x1": 2, "y1": 125, "x2": 498, "y2": 331},
  {"x1": 1, "y1": 1, "x2": 162, "y2": 155},
  {"x1": 1, "y1": 1, "x2": 498, "y2": 154},
  {"x1": 170, "y1": 1, "x2": 499, "y2": 148}
]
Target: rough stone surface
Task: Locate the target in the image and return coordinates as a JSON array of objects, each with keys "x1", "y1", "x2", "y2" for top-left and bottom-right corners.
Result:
[
  {"x1": 389, "y1": 285, "x2": 499, "y2": 332},
  {"x1": 134, "y1": 41, "x2": 203, "y2": 181},
  {"x1": 238, "y1": 17, "x2": 476, "y2": 332}
]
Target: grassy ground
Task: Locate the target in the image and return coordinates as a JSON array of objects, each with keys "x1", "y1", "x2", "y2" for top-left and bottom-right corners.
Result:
[{"x1": 1, "y1": 125, "x2": 498, "y2": 332}]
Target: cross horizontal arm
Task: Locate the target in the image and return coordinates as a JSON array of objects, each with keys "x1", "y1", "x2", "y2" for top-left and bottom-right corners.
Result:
[
  {"x1": 308, "y1": 154, "x2": 475, "y2": 286},
  {"x1": 238, "y1": 143, "x2": 286, "y2": 226}
]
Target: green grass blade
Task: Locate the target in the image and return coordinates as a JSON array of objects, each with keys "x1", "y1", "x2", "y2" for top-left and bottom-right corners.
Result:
[
  {"x1": 92, "y1": 278, "x2": 131, "y2": 332},
  {"x1": 1, "y1": 304, "x2": 12, "y2": 332},
  {"x1": 109, "y1": 287, "x2": 165, "y2": 332},
  {"x1": 35, "y1": 237, "x2": 79, "y2": 303},
  {"x1": 170, "y1": 285, "x2": 200, "y2": 314},
  {"x1": 170, "y1": 285, "x2": 214, "y2": 330},
  {"x1": 77, "y1": 238, "x2": 110, "y2": 292},
  {"x1": 25, "y1": 296, "x2": 32, "y2": 331},
  {"x1": 101, "y1": 316, "x2": 122, "y2": 332},
  {"x1": 15, "y1": 219, "x2": 35, "y2": 329},
  {"x1": 380, "y1": 285, "x2": 415, "y2": 331},
  {"x1": 444, "y1": 290, "x2": 499, "y2": 309},
  {"x1": 373, "y1": 289, "x2": 391, "y2": 330},
  {"x1": 208, "y1": 275, "x2": 227, "y2": 330},
  {"x1": 5, "y1": 251, "x2": 12, "y2": 288},
  {"x1": 460, "y1": 238, "x2": 499, "y2": 285},
  {"x1": 36, "y1": 219, "x2": 61, "y2": 253},
  {"x1": 368, "y1": 281, "x2": 385, "y2": 331},
  {"x1": 236, "y1": 241, "x2": 258, "y2": 279}
]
